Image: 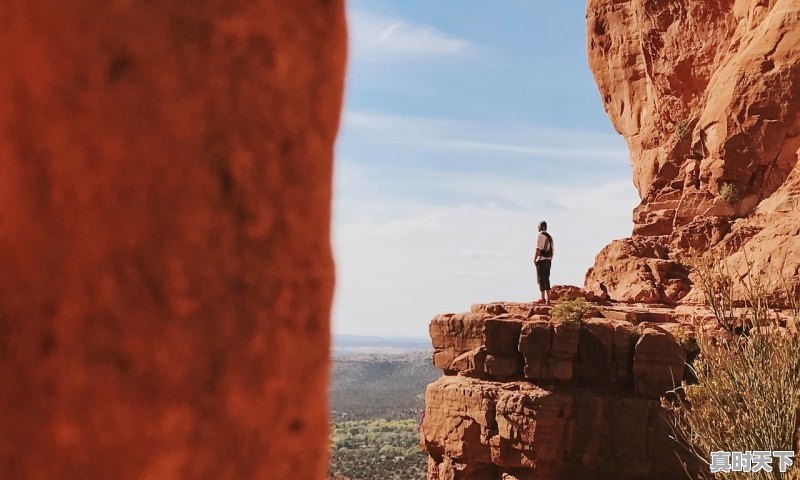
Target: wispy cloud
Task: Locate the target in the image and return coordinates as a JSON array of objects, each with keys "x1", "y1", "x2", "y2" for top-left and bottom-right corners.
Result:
[
  {"x1": 340, "y1": 111, "x2": 629, "y2": 162},
  {"x1": 349, "y1": 9, "x2": 471, "y2": 59},
  {"x1": 332, "y1": 3, "x2": 631, "y2": 338},
  {"x1": 444, "y1": 140, "x2": 628, "y2": 160}
]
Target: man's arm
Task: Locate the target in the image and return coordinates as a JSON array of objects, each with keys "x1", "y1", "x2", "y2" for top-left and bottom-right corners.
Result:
[{"x1": 534, "y1": 248, "x2": 540, "y2": 263}]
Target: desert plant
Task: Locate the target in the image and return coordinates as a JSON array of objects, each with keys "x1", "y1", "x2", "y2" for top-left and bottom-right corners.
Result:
[
  {"x1": 688, "y1": 247, "x2": 785, "y2": 334},
  {"x1": 672, "y1": 325, "x2": 701, "y2": 357},
  {"x1": 664, "y1": 263, "x2": 800, "y2": 479},
  {"x1": 719, "y1": 182, "x2": 740, "y2": 204},
  {"x1": 330, "y1": 418, "x2": 427, "y2": 480},
  {"x1": 550, "y1": 298, "x2": 590, "y2": 326},
  {"x1": 663, "y1": 329, "x2": 800, "y2": 480},
  {"x1": 675, "y1": 119, "x2": 691, "y2": 140},
  {"x1": 690, "y1": 253, "x2": 739, "y2": 333}
]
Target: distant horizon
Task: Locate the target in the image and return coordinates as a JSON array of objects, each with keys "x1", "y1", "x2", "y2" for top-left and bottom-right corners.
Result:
[
  {"x1": 333, "y1": 1, "x2": 638, "y2": 337},
  {"x1": 334, "y1": 333, "x2": 430, "y2": 340}
]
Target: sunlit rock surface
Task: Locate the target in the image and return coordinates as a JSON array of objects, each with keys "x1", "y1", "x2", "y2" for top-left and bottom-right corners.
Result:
[{"x1": 585, "y1": 0, "x2": 800, "y2": 304}]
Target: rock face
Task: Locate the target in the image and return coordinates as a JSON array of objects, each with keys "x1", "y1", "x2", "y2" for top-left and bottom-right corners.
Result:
[
  {"x1": 585, "y1": 0, "x2": 800, "y2": 304},
  {"x1": 0, "y1": 2, "x2": 345, "y2": 479},
  {"x1": 422, "y1": 300, "x2": 696, "y2": 480}
]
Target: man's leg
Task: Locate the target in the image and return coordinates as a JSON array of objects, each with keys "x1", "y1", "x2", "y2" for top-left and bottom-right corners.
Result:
[
  {"x1": 543, "y1": 260, "x2": 552, "y2": 304},
  {"x1": 535, "y1": 261, "x2": 545, "y2": 302}
]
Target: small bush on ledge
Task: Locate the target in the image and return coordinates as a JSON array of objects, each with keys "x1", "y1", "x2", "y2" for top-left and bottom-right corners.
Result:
[
  {"x1": 550, "y1": 298, "x2": 590, "y2": 326},
  {"x1": 719, "y1": 182, "x2": 740, "y2": 204}
]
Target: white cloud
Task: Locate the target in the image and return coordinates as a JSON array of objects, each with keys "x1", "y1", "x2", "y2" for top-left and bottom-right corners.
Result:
[
  {"x1": 332, "y1": 114, "x2": 635, "y2": 338},
  {"x1": 331, "y1": 170, "x2": 639, "y2": 337},
  {"x1": 349, "y1": 9, "x2": 470, "y2": 59},
  {"x1": 444, "y1": 140, "x2": 628, "y2": 161}
]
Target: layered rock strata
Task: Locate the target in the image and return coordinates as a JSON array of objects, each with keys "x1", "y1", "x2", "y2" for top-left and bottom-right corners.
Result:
[
  {"x1": 422, "y1": 300, "x2": 700, "y2": 480},
  {"x1": 585, "y1": 0, "x2": 800, "y2": 304}
]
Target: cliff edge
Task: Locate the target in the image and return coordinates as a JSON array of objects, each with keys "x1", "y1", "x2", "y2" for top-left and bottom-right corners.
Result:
[{"x1": 420, "y1": 296, "x2": 707, "y2": 479}]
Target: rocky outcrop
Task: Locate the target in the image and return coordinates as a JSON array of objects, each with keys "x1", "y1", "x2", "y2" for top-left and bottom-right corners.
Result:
[
  {"x1": 585, "y1": 0, "x2": 800, "y2": 304},
  {"x1": 422, "y1": 300, "x2": 698, "y2": 480}
]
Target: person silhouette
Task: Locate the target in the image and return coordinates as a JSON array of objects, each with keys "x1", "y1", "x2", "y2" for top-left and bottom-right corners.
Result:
[{"x1": 533, "y1": 220, "x2": 553, "y2": 304}]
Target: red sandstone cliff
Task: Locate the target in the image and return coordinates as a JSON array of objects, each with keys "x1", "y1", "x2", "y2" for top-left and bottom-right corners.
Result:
[{"x1": 585, "y1": 0, "x2": 800, "y2": 304}]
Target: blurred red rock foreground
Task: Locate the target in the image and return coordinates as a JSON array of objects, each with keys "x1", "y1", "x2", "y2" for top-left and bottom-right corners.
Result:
[{"x1": 0, "y1": 1, "x2": 345, "y2": 478}]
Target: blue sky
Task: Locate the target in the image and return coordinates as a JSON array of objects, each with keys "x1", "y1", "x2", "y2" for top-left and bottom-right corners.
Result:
[{"x1": 332, "y1": 1, "x2": 639, "y2": 337}]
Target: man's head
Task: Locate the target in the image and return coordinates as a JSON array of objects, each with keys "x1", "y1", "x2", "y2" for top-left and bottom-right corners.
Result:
[{"x1": 538, "y1": 221, "x2": 547, "y2": 232}]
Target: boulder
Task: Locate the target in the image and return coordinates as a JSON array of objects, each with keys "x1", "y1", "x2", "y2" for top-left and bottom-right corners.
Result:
[
  {"x1": 518, "y1": 320, "x2": 552, "y2": 380},
  {"x1": 484, "y1": 317, "x2": 525, "y2": 355},
  {"x1": 451, "y1": 347, "x2": 488, "y2": 377},
  {"x1": 485, "y1": 354, "x2": 524, "y2": 378},
  {"x1": 578, "y1": 319, "x2": 615, "y2": 383},
  {"x1": 421, "y1": 376, "x2": 499, "y2": 464},
  {"x1": 431, "y1": 313, "x2": 493, "y2": 371}
]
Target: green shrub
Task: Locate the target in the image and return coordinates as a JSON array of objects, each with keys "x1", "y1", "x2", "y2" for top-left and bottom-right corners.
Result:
[
  {"x1": 675, "y1": 119, "x2": 691, "y2": 140},
  {"x1": 719, "y1": 182, "x2": 740, "y2": 204},
  {"x1": 550, "y1": 298, "x2": 590, "y2": 326}
]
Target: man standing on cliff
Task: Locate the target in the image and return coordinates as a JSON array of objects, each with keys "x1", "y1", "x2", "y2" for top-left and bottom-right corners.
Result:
[{"x1": 534, "y1": 221, "x2": 554, "y2": 304}]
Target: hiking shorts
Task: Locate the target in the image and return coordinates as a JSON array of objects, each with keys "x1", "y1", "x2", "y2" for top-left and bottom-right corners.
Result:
[{"x1": 535, "y1": 259, "x2": 551, "y2": 291}]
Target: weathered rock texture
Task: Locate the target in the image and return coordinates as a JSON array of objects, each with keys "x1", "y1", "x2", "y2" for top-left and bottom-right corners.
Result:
[
  {"x1": 0, "y1": 1, "x2": 345, "y2": 478},
  {"x1": 585, "y1": 0, "x2": 800, "y2": 304},
  {"x1": 423, "y1": 300, "x2": 697, "y2": 480}
]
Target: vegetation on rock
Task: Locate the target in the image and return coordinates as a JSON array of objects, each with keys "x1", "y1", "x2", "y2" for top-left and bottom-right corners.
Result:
[
  {"x1": 550, "y1": 298, "x2": 590, "y2": 326},
  {"x1": 719, "y1": 182, "x2": 740, "y2": 204},
  {"x1": 664, "y1": 267, "x2": 800, "y2": 479}
]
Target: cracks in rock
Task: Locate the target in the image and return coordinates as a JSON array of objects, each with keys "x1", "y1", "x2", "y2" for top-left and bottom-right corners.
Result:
[{"x1": 764, "y1": 29, "x2": 788, "y2": 59}]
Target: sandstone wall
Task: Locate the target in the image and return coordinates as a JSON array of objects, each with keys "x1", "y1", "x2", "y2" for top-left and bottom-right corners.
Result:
[
  {"x1": 0, "y1": 1, "x2": 345, "y2": 478},
  {"x1": 585, "y1": 0, "x2": 800, "y2": 304}
]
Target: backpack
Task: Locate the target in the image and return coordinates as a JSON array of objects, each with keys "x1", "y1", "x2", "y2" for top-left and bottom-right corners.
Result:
[{"x1": 540, "y1": 232, "x2": 553, "y2": 258}]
